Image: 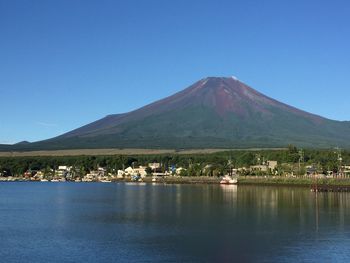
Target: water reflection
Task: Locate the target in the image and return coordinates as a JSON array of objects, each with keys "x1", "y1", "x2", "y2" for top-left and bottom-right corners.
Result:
[
  {"x1": 315, "y1": 192, "x2": 319, "y2": 232},
  {"x1": 128, "y1": 184, "x2": 350, "y2": 234},
  {"x1": 220, "y1": 184, "x2": 238, "y2": 204},
  {"x1": 1, "y1": 183, "x2": 350, "y2": 262}
]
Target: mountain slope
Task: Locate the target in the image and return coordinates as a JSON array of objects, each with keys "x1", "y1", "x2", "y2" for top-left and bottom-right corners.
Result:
[{"x1": 5, "y1": 77, "x2": 350, "y2": 150}]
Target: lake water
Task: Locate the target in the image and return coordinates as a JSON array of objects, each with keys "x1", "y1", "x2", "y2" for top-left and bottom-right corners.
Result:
[{"x1": 0, "y1": 182, "x2": 350, "y2": 262}]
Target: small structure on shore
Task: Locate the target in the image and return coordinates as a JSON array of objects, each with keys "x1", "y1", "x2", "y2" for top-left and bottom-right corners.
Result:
[{"x1": 220, "y1": 175, "x2": 238, "y2": 185}]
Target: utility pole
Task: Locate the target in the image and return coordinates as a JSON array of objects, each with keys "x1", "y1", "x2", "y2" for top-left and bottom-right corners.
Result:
[
  {"x1": 336, "y1": 148, "x2": 343, "y2": 178},
  {"x1": 228, "y1": 158, "x2": 233, "y2": 176},
  {"x1": 298, "y1": 149, "x2": 304, "y2": 176},
  {"x1": 255, "y1": 154, "x2": 261, "y2": 165}
]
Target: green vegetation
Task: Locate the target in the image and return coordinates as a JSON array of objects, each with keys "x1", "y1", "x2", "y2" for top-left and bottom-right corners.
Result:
[
  {"x1": 238, "y1": 177, "x2": 350, "y2": 187},
  {"x1": 0, "y1": 146, "x2": 349, "y2": 178}
]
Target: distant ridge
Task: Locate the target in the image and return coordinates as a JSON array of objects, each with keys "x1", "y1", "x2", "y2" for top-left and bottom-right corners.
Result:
[
  {"x1": 15, "y1": 141, "x2": 30, "y2": 145},
  {"x1": 2, "y1": 76, "x2": 350, "y2": 151}
]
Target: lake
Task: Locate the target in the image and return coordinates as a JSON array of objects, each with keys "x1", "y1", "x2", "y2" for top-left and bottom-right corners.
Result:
[{"x1": 0, "y1": 182, "x2": 349, "y2": 262}]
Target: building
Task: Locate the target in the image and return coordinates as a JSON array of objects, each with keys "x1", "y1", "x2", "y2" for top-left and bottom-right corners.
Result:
[
  {"x1": 124, "y1": 166, "x2": 147, "y2": 177},
  {"x1": 133, "y1": 166, "x2": 147, "y2": 177},
  {"x1": 35, "y1": 171, "x2": 45, "y2": 180},
  {"x1": 306, "y1": 166, "x2": 318, "y2": 176},
  {"x1": 56, "y1": 166, "x2": 72, "y2": 178},
  {"x1": 148, "y1": 162, "x2": 161, "y2": 172},
  {"x1": 124, "y1": 167, "x2": 135, "y2": 176},
  {"x1": 117, "y1": 170, "x2": 125, "y2": 178},
  {"x1": 250, "y1": 161, "x2": 278, "y2": 173},
  {"x1": 250, "y1": 165, "x2": 268, "y2": 172},
  {"x1": 267, "y1": 161, "x2": 278, "y2": 170}
]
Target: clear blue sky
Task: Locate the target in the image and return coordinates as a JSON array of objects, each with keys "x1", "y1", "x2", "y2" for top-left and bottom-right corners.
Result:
[{"x1": 1, "y1": 0, "x2": 350, "y2": 144}]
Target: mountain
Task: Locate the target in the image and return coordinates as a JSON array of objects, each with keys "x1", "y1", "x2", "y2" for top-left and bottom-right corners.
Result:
[
  {"x1": 4, "y1": 77, "x2": 350, "y2": 150},
  {"x1": 15, "y1": 141, "x2": 30, "y2": 145}
]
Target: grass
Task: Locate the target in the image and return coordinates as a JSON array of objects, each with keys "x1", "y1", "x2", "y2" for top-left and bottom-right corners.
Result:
[
  {"x1": 238, "y1": 176, "x2": 350, "y2": 187},
  {"x1": 0, "y1": 147, "x2": 285, "y2": 157}
]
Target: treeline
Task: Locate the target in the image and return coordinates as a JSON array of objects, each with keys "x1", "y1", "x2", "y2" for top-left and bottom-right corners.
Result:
[{"x1": 0, "y1": 146, "x2": 349, "y2": 176}]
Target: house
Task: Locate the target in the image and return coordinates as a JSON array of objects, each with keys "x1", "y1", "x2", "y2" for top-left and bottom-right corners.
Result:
[
  {"x1": 82, "y1": 173, "x2": 96, "y2": 182},
  {"x1": 35, "y1": 171, "x2": 44, "y2": 179},
  {"x1": 124, "y1": 166, "x2": 135, "y2": 176},
  {"x1": 124, "y1": 166, "x2": 147, "y2": 177},
  {"x1": 98, "y1": 167, "x2": 106, "y2": 175},
  {"x1": 117, "y1": 170, "x2": 125, "y2": 178},
  {"x1": 306, "y1": 166, "x2": 318, "y2": 176},
  {"x1": 133, "y1": 166, "x2": 147, "y2": 177},
  {"x1": 250, "y1": 160, "x2": 278, "y2": 173},
  {"x1": 250, "y1": 165, "x2": 268, "y2": 172},
  {"x1": 58, "y1": 166, "x2": 71, "y2": 171},
  {"x1": 56, "y1": 166, "x2": 72, "y2": 178},
  {"x1": 343, "y1": 165, "x2": 350, "y2": 175},
  {"x1": 23, "y1": 171, "x2": 33, "y2": 178},
  {"x1": 82, "y1": 168, "x2": 107, "y2": 181},
  {"x1": 267, "y1": 161, "x2": 278, "y2": 170},
  {"x1": 148, "y1": 162, "x2": 161, "y2": 172}
]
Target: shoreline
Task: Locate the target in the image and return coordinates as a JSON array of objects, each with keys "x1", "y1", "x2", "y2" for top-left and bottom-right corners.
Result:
[{"x1": 3, "y1": 176, "x2": 350, "y2": 188}]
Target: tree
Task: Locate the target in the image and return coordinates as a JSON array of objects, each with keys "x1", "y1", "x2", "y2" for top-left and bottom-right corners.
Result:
[
  {"x1": 179, "y1": 169, "x2": 188, "y2": 177},
  {"x1": 145, "y1": 167, "x2": 152, "y2": 176}
]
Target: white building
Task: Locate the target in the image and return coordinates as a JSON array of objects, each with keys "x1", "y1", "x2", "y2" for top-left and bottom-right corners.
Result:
[
  {"x1": 58, "y1": 166, "x2": 72, "y2": 171},
  {"x1": 148, "y1": 162, "x2": 161, "y2": 171},
  {"x1": 133, "y1": 166, "x2": 147, "y2": 177},
  {"x1": 124, "y1": 167, "x2": 135, "y2": 176},
  {"x1": 267, "y1": 161, "x2": 278, "y2": 170},
  {"x1": 117, "y1": 170, "x2": 125, "y2": 178},
  {"x1": 56, "y1": 166, "x2": 72, "y2": 177},
  {"x1": 124, "y1": 166, "x2": 147, "y2": 177}
]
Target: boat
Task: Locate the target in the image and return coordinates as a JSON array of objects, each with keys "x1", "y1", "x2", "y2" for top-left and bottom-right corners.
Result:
[
  {"x1": 74, "y1": 178, "x2": 82, "y2": 182},
  {"x1": 100, "y1": 180, "x2": 112, "y2": 183},
  {"x1": 152, "y1": 177, "x2": 157, "y2": 182},
  {"x1": 220, "y1": 175, "x2": 238, "y2": 184},
  {"x1": 82, "y1": 178, "x2": 93, "y2": 182},
  {"x1": 40, "y1": 179, "x2": 49, "y2": 182},
  {"x1": 51, "y1": 179, "x2": 59, "y2": 182}
]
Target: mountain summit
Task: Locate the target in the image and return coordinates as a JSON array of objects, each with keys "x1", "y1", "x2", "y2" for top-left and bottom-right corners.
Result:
[{"x1": 9, "y1": 77, "x2": 350, "y2": 150}]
